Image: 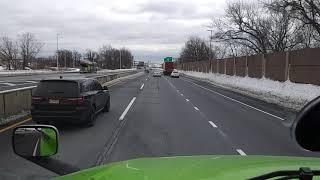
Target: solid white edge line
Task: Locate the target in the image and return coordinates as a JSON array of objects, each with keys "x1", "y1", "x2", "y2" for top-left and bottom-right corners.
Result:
[
  {"x1": 183, "y1": 79, "x2": 285, "y2": 121},
  {"x1": 1, "y1": 82, "x2": 16, "y2": 86},
  {"x1": 208, "y1": 121, "x2": 218, "y2": 128},
  {"x1": 140, "y1": 83, "x2": 144, "y2": 90},
  {"x1": 119, "y1": 97, "x2": 137, "y2": 121},
  {"x1": 194, "y1": 107, "x2": 199, "y2": 111},
  {"x1": 33, "y1": 139, "x2": 40, "y2": 156},
  {"x1": 236, "y1": 149, "x2": 247, "y2": 156},
  {"x1": 25, "y1": 81, "x2": 37, "y2": 83}
]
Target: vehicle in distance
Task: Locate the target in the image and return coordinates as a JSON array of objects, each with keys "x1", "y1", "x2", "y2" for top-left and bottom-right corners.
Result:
[
  {"x1": 31, "y1": 78, "x2": 110, "y2": 126},
  {"x1": 163, "y1": 61, "x2": 174, "y2": 76},
  {"x1": 170, "y1": 69, "x2": 179, "y2": 78},
  {"x1": 153, "y1": 71, "x2": 162, "y2": 77},
  {"x1": 79, "y1": 59, "x2": 97, "y2": 73}
]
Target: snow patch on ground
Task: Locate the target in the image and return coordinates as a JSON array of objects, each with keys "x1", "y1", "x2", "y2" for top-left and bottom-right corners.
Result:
[
  {"x1": 0, "y1": 111, "x2": 30, "y2": 125},
  {"x1": 181, "y1": 71, "x2": 320, "y2": 111},
  {"x1": 0, "y1": 69, "x2": 52, "y2": 75},
  {"x1": 98, "y1": 68, "x2": 136, "y2": 73}
]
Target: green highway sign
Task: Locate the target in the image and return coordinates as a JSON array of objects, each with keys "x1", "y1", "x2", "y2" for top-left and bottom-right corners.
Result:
[{"x1": 164, "y1": 57, "x2": 173, "y2": 62}]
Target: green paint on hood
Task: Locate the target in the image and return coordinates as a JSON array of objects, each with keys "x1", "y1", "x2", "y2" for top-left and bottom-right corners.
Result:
[{"x1": 56, "y1": 155, "x2": 320, "y2": 180}]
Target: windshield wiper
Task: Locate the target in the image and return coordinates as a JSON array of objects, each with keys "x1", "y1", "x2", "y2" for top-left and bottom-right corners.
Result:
[{"x1": 249, "y1": 167, "x2": 320, "y2": 180}]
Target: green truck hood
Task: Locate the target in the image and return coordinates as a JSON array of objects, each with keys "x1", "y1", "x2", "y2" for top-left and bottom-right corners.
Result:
[{"x1": 57, "y1": 155, "x2": 320, "y2": 180}]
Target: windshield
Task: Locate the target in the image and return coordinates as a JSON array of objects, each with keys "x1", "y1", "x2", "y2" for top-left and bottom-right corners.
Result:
[
  {"x1": 1, "y1": 0, "x2": 320, "y2": 179},
  {"x1": 33, "y1": 81, "x2": 80, "y2": 97}
]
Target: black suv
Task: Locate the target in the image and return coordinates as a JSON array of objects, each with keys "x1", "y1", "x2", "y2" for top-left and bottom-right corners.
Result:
[{"x1": 31, "y1": 78, "x2": 110, "y2": 126}]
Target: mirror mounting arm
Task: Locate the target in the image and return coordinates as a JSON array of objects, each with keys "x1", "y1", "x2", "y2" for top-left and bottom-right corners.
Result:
[{"x1": 25, "y1": 156, "x2": 80, "y2": 176}]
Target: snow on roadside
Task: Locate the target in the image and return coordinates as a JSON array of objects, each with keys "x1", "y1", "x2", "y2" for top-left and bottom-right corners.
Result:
[
  {"x1": 181, "y1": 71, "x2": 320, "y2": 111},
  {"x1": 0, "y1": 69, "x2": 52, "y2": 75},
  {"x1": 97, "y1": 68, "x2": 136, "y2": 73}
]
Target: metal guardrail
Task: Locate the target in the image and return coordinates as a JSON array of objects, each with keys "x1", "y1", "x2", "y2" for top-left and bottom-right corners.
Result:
[{"x1": 0, "y1": 70, "x2": 138, "y2": 122}]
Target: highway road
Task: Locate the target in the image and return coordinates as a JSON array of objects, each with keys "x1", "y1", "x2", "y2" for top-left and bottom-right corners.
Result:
[
  {"x1": 0, "y1": 71, "x2": 319, "y2": 179},
  {"x1": 0, "y1": 71, "x2": 126, "y2": 92}
]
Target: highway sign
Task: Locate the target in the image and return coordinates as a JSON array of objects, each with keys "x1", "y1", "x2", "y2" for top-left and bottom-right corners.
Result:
[{"x1": 164, "y1": 57, "x2": 173, "y2": 62}]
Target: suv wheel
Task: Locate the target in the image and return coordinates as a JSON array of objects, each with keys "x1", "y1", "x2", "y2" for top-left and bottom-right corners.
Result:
[
  {"x1": 86, "y1": 107, "x2": 96, "y2": 127},
  {"x1": 103, "y1": 99, "x2": 110, "y2": 112}
]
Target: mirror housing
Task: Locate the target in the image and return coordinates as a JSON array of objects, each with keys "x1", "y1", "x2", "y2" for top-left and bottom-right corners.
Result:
[
  {"x1": 12, "y1": 125, "x2": 59, "y2": 157},
  {"x1": 292, "y1": 96, "x2": 320, "y2": 151}
]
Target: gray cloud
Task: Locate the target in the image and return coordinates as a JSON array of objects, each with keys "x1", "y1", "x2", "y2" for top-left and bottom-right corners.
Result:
[{"x1": 0, "y1": 0, "x2": 226, "y2": 62}]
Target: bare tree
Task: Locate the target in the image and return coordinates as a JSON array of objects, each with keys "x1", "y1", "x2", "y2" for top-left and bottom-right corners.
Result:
[
  {"x1": 18, "y1": 32, "x2": 44, "y2": 69},
  {"x1": 212, "y1": 1, "x2": 269, "y2": 54},
  {"x1": 98, "y1": 45, "x2": 133, "y2": 69},
  {"x1": 180, "y1": 36, "x2": 215, "y2": 63},
  {"x1": 0, "y1": 36, "x2": 19, "y2": 70},
  {"x1": 268, "y1": 0, "x2": 320, "y2": 45},
  {"x1": 72, "y1": 50, "x2": 82, "y2": 67},
  {"x1": 212, "y1": 1, "x2": 305, "y2": 56},
  {"x1": 84, "y1": 49, "x2": 98, "y2": 62}
]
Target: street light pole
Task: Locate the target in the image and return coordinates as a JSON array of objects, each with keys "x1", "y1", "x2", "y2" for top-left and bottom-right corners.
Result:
[
  {"x1": 56, "y1": 34, "x2": 59, "y2": 70},
  {"x1": 119, "y1": 49, "x2": 122, "y2": 69},
  {"x1": 207, "y1": 29, "x2": 213, "y2": 61}
]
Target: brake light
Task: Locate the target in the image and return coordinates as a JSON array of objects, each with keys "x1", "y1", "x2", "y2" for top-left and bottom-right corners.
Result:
[
  {"x1": 32, "y1": 97, "x2": 42, "y2": 104},
  {"x1": 61, "y1": 97, "x2": 85, "y2": 105}
]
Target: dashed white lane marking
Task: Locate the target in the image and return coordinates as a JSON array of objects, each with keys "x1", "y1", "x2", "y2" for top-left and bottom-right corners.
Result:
[
  {"x1": 146, "y1": 78, "x2": 148, "y2": 80},
  {"x1": 194, "y1": 107, "x2": 199, "y2": 111},
  {"x1": 236, "y1": 149, "x2": 247, "y2": 156},
  {"x1": 26, "y1": 81, "x2": 37, "y2": 83},
  {"x1": 183, "y1": 79, "x2": 285, "y2": 121},
  {"x1": 180, "y1": 93, "x2": 184, "y2": 96},
  {"x1": 33, "y1": 139, "x2": 40, "y2": 156},
  {"x1": 119, "y1": 97, "x2": 137, "y2": 121},
  {"x1": 0, "y1": 83, "x2": 15, "y2": 86},
  {"x1": 140, "y1": 83, "x2": 144, "y2": 90},
  {"x1": 208, "y1": 121, "x2": 218, "y2": 128},
  {"x1": 186, "y1": 99, "x2": 190, "y2": 102}
]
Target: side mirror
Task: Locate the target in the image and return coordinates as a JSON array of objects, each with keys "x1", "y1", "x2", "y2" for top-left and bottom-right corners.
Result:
[
  {"x1": 292, "y1": 96, "x2": 320, "y2": 151},
  {"x1": 103, "y1": 86, "x2": 109, "y2": 90},
  {"x1": 12, "y1": 125, "x2": 59, "y2": 157}
]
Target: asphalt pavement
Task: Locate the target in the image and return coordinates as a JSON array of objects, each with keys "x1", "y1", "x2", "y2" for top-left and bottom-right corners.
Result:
[{"x1": 0, "y1": 72, "x2": 319, "y2": 179}]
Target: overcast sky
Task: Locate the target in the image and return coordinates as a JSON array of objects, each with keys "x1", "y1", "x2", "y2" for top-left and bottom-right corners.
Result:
[{"x1": 0, "y1": 0, "x2": 226, "y2": 62}]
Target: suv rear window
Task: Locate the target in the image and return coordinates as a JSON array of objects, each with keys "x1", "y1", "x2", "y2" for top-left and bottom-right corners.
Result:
[{"x1": 33, "y1": 80, "x2": 80, "y2": 97}]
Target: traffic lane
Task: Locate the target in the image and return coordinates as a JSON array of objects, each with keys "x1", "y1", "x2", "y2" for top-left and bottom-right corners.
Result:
[
  {"x1": 181, "y1": 75, "x2": 297, "y2": 122},
  {"x1": 168, "y1": 76, "x2": 319, "y2": 157},
  {"x1": 108, "y1": 75, "x2": 236, "y2": 163},
  {"x1": 53, "y1": 73, "x2": 147, "y2": 169},
  {"x1": 0, "y1": 73, "x2": 147, "y2": 177}
]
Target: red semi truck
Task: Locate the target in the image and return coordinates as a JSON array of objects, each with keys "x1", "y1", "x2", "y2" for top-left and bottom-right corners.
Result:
[{"x1": 163, "y1": 62, "x2": 174, "y2": 75}]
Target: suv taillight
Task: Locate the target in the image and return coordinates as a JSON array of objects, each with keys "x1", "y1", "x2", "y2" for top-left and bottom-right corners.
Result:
[
  {"x1": 61, "y1": 97, "x2": 84, "y2": 105},
  {"x1": 32, "y1": 96, "x2": 43, "y2": 104}
]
